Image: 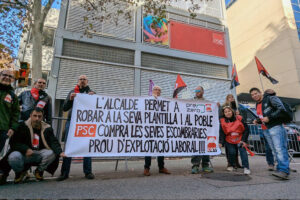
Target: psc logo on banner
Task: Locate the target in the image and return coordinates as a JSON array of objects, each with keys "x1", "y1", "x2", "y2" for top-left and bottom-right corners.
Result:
[{"x1": 75, "y1": 124, "x2": 96, "y2": 137}]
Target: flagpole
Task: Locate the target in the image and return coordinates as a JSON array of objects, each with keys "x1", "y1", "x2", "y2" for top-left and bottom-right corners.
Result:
[{"x1": 259, "y1": 73, "x2": 265, "y2": 92}]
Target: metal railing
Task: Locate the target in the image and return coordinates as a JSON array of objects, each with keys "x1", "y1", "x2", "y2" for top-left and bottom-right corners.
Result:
[{"x1": 247, "y1": 124, "x2": 300, "y2": 157}]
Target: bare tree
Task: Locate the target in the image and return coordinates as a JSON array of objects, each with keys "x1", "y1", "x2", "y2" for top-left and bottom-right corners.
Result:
[
  {"x1": 1, "y1": 0, "x2": 55, "y2": 81},
  {"x1": 0, "y1": 0, "x2": 207, "y2": 81}
]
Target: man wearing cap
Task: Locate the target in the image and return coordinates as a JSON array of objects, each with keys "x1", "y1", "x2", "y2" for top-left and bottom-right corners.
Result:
[{"x1": 191, "y1": 86, "x2": 214, "y2": 174}]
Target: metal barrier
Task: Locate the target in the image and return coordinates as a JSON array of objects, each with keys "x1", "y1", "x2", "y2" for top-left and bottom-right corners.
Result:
[{"x1": 247, "y1": 124, "x2": 300, "y2": 157}]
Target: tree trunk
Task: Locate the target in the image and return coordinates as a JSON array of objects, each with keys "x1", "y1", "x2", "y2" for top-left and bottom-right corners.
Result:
[{"x1": 31, "y1": 0, "x2": 43, "y2": 83}]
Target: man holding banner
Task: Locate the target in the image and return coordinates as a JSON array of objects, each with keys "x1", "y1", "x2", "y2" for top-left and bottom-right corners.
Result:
[
  {"x1": 191, "y1": 86, "x2": 214, "y2": 174},
  {"x1": 144, "y1": 85, "x2": 171, "y2": 176},
  {"x1": 57, "y1": 75, "x2": 95, "y2": 181}
]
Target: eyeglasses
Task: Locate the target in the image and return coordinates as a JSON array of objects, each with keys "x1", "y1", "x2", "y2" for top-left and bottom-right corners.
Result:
[
  {"x1": 79, "y1": 78, "x2": 87, "y2": 81},
  {"x1": 38, "y1": 81, "x2": 46, "y2": 84},
  {"x1": 1, "y1": 74, "x2": 14, "y2": 79},
  {"x1": 194, "y1": 90, "x2": 202, "y2": 93}
]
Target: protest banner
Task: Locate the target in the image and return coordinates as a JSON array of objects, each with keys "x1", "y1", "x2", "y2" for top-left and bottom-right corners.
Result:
[{"x1": 65, "y1": 94, "x2": 220, "y2": 157}]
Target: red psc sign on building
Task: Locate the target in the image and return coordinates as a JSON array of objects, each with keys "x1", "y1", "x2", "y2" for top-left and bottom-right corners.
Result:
[{"x1": 170, "y1": 21, "x2": 227, "y2": 58}]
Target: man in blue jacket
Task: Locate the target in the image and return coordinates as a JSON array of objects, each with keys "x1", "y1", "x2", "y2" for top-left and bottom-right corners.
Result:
[{"x1": 250, "y1": 87, "x2": 289, "y2": 180}]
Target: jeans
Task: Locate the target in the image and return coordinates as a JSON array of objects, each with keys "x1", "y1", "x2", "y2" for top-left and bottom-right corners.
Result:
[
  {"x1": 263, "y1": 125, "x2": 289, "y2": 174},
  {"x1": 60, "y1": 120, "x2": 92, "y2": 176},
  {"x1": 144, "y1": 156, "x2": 164, "y2": 169},
  {"x1": 0, "y1": 131, "x2": 8, "y2": 154},
  {"x1": 191, "y1": 155, "x2": 210, "y2": 168},
  {"x1": 8, "y1": 149, "x2": 55, "y2": 173},
  {"x1": 225, "y1": 142, "x2": 249, "y2": 169},
  {"x1": 262, "y1": 130, "x2": 275, "y2": 166}
]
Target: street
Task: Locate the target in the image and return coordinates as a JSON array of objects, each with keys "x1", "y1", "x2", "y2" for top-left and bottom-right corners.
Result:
[{"x1": 0, "y1": 156, "x2": 300, "y2": 199}]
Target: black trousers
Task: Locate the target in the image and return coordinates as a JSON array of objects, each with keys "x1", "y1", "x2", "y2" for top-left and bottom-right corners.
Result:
[{"x1": 144, "y1": 156, "x2": 164, "y2": 169}]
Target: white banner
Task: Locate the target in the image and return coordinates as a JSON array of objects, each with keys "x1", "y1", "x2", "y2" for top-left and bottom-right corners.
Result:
[{"x1": 65, "y1": 94, "x2": 220, "y2": 157}]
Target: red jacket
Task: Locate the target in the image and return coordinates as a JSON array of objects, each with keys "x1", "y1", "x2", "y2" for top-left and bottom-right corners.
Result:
[{"x1": 220, "y1": 115, "x2": 245, "y2": 144}]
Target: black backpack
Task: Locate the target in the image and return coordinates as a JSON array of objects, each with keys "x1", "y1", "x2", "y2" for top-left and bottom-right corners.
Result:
[{"x1": 281, "y1": 101, "x2": 293, "y2": 123}]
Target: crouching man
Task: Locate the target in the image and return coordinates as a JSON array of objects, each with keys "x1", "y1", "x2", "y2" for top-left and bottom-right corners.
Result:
[{"x1": 0, "y1": 107, "x2": 65, "y2": 184}]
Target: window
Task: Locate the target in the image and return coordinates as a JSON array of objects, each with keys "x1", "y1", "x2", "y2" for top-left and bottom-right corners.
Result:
[{"x1": 291, "y1": 0, "x2": 300, "y2": 40}]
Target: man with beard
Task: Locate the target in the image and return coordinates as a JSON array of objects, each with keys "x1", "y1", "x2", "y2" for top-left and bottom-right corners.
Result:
[
  {"x1": 143, "y1": 85, "x2": 171, "y2": 176},
  {"x1": 57, "y1": 75, "x2": 95, "y2": 181},
  {"x1": 0, "y1": 108, "x2": 65, "y2": 184},
  {"x1": 19, "y1": 78, "x2": 52, "y2": 125},
  {"x1": 0, "y1": 69, "x2": 19, "y2": 153}
]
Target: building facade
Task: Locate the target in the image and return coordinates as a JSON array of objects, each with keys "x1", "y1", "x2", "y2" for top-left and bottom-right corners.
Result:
[
  {"x1": 48, "y1": 0, "x2": 234, "y2": 137},
  {"x1": 227, "y1": 0, "x2": 300, "y2": 122}
]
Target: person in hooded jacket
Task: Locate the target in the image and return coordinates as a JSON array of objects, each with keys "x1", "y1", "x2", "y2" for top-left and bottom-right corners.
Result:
[
  {"x1": 219, "y1": 106, "x2": 251, "y2": 175},
  {"x1": 250, "y1": 87, "x2": 290, "y2": 180}
]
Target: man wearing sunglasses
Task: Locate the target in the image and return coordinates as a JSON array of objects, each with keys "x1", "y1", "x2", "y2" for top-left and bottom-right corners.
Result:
[
  {"x1": 0, "y1": 70, "x2": 20, "y2": 155},
  {"x1": 191, "y1": 86, "x2": 214, "y2": 174},
  {"x1": 18, "y1": 78, "x2": 52, "y2": 125},
  {"x1": 57, "y1": 75, "x2": 95, "y2": 181}
]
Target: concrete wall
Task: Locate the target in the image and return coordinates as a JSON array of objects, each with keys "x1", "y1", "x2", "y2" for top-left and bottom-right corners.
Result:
[{"x1": 227, "y1": 0, "x2": 300, "y2": 98}]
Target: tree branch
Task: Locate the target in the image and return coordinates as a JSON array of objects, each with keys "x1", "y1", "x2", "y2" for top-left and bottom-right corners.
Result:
[{"x1": 41, "y1": 0, "x2": 54, "y2": 26}]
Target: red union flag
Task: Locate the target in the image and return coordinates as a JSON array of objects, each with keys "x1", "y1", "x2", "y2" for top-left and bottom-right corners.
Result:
[
  {"x1": 173, "y1": 74, "x2": 187, "y2": 98},
  {"x1": 230, "y1": 64, "x2": 240, "y2": 89},
  {"x1": 255, "y1": 57, "x2": 278, "y2": 84}
]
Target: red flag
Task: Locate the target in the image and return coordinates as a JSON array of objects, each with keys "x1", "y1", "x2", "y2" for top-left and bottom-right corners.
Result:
[
  {"x1": 230, "y1": 64, "x2": 240, "y2": 89},
  {"x1": 173, "y1": 74, "x2": 187, "y2": 98},
  {"x1": 255, "y1": 57, "x2": 278, "y2": 84}
]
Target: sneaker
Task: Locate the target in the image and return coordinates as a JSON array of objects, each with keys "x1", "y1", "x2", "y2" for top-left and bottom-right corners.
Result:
[
  {"x1": 14, "y1": 171, "x2": 28, "y2": 184},
  {"x1": 191, "y1": 166, "x2": 200, "y2": 174},
  {"x1": 144, "y1": 168, "x2": 150, "y2": 176},
  {"x1": 85, "y1": 173, "x2": 95, "y2": 179},
  {"x1": 34, "y1": 169, "x2": 44, "y2": 181},
  {"x1": 0, "y1": 173, "x2": 8, "y2": 185},
  {"x1": 57, "y1": 173, "x2": 69, "y2": 181},
  {"x1": 244, "y1": 168, "x2": 251, "y2": 175},
  {"x1": 227, "y1": 166, "x2": 234, "y2": 172},
  {"x1": 268, "y1": 165, "x2": 275, "y2": 171},
  {"x1": 272, "y1": 171, "x2": 289, "y2": 180},
  {"x1": 202, "y1": 166, "x2": 214, "y2": 173},
  {"x1": 159, "y1": 168, "x2": 171, "y2": 174}
]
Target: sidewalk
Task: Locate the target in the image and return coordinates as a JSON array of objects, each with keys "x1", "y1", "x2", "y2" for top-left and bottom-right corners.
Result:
[{"x1": 1, "y1": 156, "x2": 300, "y2": 199}]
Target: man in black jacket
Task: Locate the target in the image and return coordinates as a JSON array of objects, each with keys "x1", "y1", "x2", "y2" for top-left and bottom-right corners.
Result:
[
  {"x1": 250, "y1": 87, "x2": 290, "y2": 180},
  {"x1": 19, "y1": 78, "x2": 52, "y2": 125},
  {"x1": 57, "y1": 75, "x2": 95, "y2": 181},
  {"x1": 0, "y1": 107, "x2": 65, "y2": 184},
  {"x1": 0, "y1": 70, "x2": 20, "y2": 153}
]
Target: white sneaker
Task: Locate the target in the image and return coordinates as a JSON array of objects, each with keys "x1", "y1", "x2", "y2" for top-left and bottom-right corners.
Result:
[
  {"x1": 227, "y1": 166, "x2": 233, "y2": 172},
  {"x1": 244, "y1": 168, "x2": 251, "y2": 175}
]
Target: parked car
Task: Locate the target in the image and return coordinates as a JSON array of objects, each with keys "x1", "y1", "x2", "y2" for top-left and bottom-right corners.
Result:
[{"x1": 238, "y1": 104, "x2": 300, "y2": 154}]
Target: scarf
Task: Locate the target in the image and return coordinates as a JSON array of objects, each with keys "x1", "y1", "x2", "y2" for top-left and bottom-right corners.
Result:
[
  {"x1": 74, "y1": 85, "x2": 80, "y2": 93},
  {"x1": 74, "y1": 85, "x2": 90, "y2": 94},
  {"x1": 31, "y1": 88, "x2": 40, "y2": 101}
]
